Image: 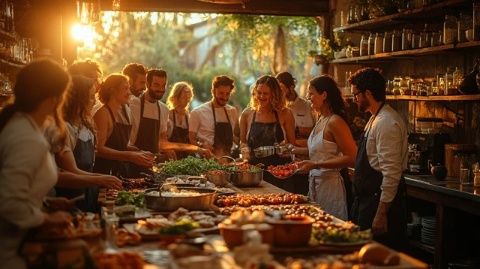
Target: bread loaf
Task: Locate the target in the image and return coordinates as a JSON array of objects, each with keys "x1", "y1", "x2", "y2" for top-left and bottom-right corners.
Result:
[{"x1": 358, "y1": 243, "x2": 400, "y2": 266}]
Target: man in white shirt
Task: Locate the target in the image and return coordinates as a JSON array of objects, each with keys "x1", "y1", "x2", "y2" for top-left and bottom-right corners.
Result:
[
  {"x1": 350, "y1": 68, "x2": 408, "y2": 250},
  {"x1": 276, "y1": 72, "x2": 315, "y2": 144},
  {"x1": 130, "y1": 69, "x2": 204, "y2": 161},
  {"x1": 122, "y1": 63, "x2": 147, "y2": 98},
  {"x1": 189, "y1": 75, "x2": 240, "y2": 157}
]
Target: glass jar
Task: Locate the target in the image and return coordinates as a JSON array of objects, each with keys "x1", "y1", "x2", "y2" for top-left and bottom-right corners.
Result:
[
  {"x1": 367, "y1": 33, "x2": 375, "y2": 55},
  {"x1": 419, "y1": 24, "x2": 430, "y2": 48},
  {"x1": 383, "y1": 31, "x2": 392, "y2": 52},
  {"x1": 393, "y1": 76, "x2": 402, "y2": 95},
  {"x1": 374, "y1": 33, "x2": 383, "y2": 54},
  {"x1": 443, "y1": 15, "x2": 457, "y2": 44},
  {"x1": 411, "y1": 32, "x2": 419, "y2": 49},
  {"x1": 359, "y1": 35, "x2": 368, "y2": 56}
]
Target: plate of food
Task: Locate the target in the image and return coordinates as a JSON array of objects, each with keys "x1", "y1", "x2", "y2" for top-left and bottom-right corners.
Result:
[{"x1": 267, "y1": 163, "x2": 299, "y2": 179}]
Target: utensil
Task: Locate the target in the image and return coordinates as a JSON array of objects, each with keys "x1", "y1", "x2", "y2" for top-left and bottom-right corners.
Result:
[
  {"x1": 253, "y1": 146, "x2": 275, "y2": 158},
  {"x1": 144, "y1": 187, "x2": 216, "y2": 211}
]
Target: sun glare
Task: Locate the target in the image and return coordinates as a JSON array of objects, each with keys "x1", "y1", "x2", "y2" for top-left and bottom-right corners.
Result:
[{"x1": 72, "y1": 23, "x2": 96, "y2": 49}]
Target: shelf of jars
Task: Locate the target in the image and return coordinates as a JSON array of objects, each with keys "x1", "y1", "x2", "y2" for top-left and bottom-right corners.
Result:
[
  {"x1": 330, "y1": 41, "x2": 480, "y2": 64},
  {"x1": 386, "y1": 93, "x2": 480, "y2": 101},
  {"x1": 333, "y1": 0, "x2": 470, "y2": 33}
]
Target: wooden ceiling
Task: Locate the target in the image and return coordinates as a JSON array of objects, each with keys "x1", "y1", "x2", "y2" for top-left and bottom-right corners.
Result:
[{"x1": 98, "y1": 0, "x2": 329, "y2": 16}]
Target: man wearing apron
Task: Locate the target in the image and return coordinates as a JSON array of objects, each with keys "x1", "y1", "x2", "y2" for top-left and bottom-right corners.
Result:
[
  {"x1": 189, "y1": 75, "x2": 239, "y2": 158},
  {"x1": 130, "y1": 69, "x2": 171, "y2": 166},
  {"x1": 349, "y1": 68, "x2": 408, "y2": 250}
]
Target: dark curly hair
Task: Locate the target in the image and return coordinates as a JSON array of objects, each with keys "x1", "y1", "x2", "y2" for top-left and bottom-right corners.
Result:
[
  {"x1": 146, "y1": 69, "x2": 167, "y2": 87},
  {"x1": 348, "y1": 68, "x2": 386, "y2": 102},
  {"x1": 309, "y1": 75, "x2": 347, "y2": 121}
]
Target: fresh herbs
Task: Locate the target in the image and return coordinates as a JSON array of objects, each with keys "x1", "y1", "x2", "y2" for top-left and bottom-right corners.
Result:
[
  {"x1": 161, "y1": 156, "x2": 226, "y2": 176},
  {"x1": 116, "y1": 191, "x2": 145, "y2": 208}
]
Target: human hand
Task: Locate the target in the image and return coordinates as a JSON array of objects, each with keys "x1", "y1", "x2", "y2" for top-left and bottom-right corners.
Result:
[
  {"x1": 97, "y1": 175, "x2": 123, "y2": 190},
  {"x1": 129, "y1": 151, "x2": 155, "y2": 167},
  {"x1": 296, "y1": 160, "x2": 318, "y2": 172},
  {"x1": 197, "y1": 147, "x2": 213, "y2": 158}
]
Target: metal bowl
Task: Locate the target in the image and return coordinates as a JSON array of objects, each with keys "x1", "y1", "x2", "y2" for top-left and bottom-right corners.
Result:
[
  {"x1": 253, "y1": 146, "x2": 275, "y2": 158},
  {"x1": 230, "y1": 170, "x2": 263, "y2": 187},
  {"x1": 205, "y1": 171, "x2": 231, "y2": 187},
  {"x1": 144, "y1": 187, "x2": 216, "y2": 211}
]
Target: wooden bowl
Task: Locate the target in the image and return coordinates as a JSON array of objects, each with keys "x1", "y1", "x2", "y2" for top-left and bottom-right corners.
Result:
[
  {"x1": 218, "y1": 223, "x2": 273, "y2": 248},
  {"x1": 268, "y1": 215, "x2": 314, "y2": 247}
]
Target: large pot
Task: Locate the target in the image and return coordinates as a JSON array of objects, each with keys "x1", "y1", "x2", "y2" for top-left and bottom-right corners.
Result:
[
  {"x1": 230, "y1": 171, "x2": 263, "y2": 187},
  {"x1": 144, "y1": 187, "x2": 215, "y2": 211}
]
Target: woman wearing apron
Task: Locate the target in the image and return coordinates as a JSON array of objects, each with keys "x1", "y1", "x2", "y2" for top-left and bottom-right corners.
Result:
[
  {"x1": 296, "y1": 76, "x2": 357, "y2": 220},
  {"x1": 240, "y1": 75, "x2": 296, "y2": 187},
  {"x1": 167, "y1": 82, "x2": 194, "y2": 159},
  {"x1": 56, "y1": 75, "x2": 121, "y2": 212},
  {"x1": 93, "y1": 74, "x2": 154, "y2": 177}
]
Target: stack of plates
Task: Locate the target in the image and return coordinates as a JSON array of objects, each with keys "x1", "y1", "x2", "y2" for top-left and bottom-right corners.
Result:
[{"x1": 421, "y1": 216, "x2": 436, "y2": 246}]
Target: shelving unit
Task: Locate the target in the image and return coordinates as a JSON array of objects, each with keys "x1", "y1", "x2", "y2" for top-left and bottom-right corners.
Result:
[
  {"x1": 386, "y1": 94, "x2": 480, "y2": 101},
  {"x1": 0, "y1": 58, "x2": 24, "y2": 70},
  {"x1": 331, "y1": 41, "x2": 480, "y2": 64},
  {"x1": 0, "y1": 29, "x2": 16, "y2": 43},
  {"x1": 334, "y1": 0, "x2": 470, "y2": 32}
]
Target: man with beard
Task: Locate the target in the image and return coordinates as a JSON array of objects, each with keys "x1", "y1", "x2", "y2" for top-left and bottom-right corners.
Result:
[
  {"x1": 349, "y1": 68, "x2": 408, "y2": 250},
  {"x1": 122, "y1": 63, "x2": 147, "y2": 98},
  {"x1": 189, "y1": 75, "x2": 239, "y2": 157},
  {"x1": 130, "y1": 69, "x2": 205, "y2": 162}
]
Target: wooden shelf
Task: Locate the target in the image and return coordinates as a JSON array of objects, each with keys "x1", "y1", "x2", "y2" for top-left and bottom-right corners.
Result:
[
  {"x1": 0, "y1": 29, "x2": 16, "y2": 42},
  {"x1": 330, "y1": 41, "x2": 480, "y2": 64},
  {"x1": 408, "y1": 239, "x2": 435, "y2": 255},
  {"x1": 0, "y1": 58, "x2": 24, "y2": 70},
  {"x1": 333, "y1": 0, "x2": 470, "y2": 32},
  {"x1": 386, "y1": 94, "x2": 480, "y2": 101}
]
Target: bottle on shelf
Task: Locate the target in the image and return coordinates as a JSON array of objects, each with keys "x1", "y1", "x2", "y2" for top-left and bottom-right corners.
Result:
[
  {"x1": 419, "y1": 24, "x2": 430, "y2": 48},
  {"x1": 402, "y1": 28, "x2": 412, "y2": 50},
  {"x1": 392, "y1": 30, "x2": 402, "y2": 52},
  {"x1": 374, "y1": 32, "x2": 383, "y2": 54},
  {"x1": 367, "y1": 33, "x2": 375, "y2": 55},
  {"x1": 452, "y1": 67, "x2": 463, "y2": 90},
  {"x1": 443, "y1": 14, "x2": 457, "y2": 44},
  {"x1": 383, "y1": 31, "x2": 392, "y2": 52},
  {"x1": 359, "y1": 34, "x2": 368, "y2": 56}
]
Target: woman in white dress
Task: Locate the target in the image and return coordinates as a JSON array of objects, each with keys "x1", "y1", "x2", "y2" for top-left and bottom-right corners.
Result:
[
  {"x1": 0, "y1": 59, "x2": 72, "y2": 269},
  {"x1": 296, "y1": 75, "x2": 357, "y2": 220}
]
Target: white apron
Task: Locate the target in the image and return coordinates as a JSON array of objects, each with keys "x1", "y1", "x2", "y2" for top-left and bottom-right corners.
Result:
[{"x1": 307, "y1": 115, "x2": 348, "y2": 220}]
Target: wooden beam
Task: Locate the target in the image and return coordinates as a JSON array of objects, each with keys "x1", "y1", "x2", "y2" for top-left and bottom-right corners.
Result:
[{"x1": 99, "y1": 0, "x2": 329, "y2": 16}]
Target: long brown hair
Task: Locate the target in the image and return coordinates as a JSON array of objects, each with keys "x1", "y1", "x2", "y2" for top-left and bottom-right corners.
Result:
[
  {"x1": 249, "y1": 75, "x2": 286, "y2": 112},
  {"x1": 63, "y1": 75, "x2": 96, "y2": 133},
  {"x1": 0, "y1": 59, "x2": 71, "y2": 140}
]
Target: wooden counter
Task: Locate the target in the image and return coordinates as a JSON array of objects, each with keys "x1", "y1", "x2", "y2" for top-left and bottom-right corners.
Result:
[{"x1": 405, "y1": 174, "x2": 480, "y2": 269}]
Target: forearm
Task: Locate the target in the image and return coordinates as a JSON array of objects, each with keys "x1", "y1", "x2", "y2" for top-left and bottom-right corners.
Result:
[
  {"x1": 375, "y1": 200, "x2": 391, "y2": 217},
  {"x1": 56, "y1": 171, "x2": 100, "y2": 188},
  {"x1": 314, "y1": 155, "x2": 355, "y2": 169},
  {"x1": 293, "y1": 147, "x2": 309, "y2": 155},
  {"x1": 159, "y1": 140, "x2": 199, "y2": 152},
  {"x1": 96, "y1": 146, "x2": 131, "y2": 162}
]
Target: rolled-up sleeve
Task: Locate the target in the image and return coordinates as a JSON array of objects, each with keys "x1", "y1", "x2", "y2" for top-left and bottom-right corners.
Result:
[
  {"x1": 374, "y1": 120, "x2": 405, "y2": 202},
  {"x1": 0, "y1": 136, "x2": 47, "y2": 229},
  {"x1": 129, "y1": 98, "x2": 141, "y2": 145}
]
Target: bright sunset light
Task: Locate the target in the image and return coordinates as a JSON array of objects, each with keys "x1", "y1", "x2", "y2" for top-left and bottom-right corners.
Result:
[{"x1": 71, "y1": 22, "x2": 96, "y2": 49}]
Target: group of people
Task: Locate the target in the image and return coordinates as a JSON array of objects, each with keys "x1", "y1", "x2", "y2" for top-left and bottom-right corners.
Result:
[{"x1": 0, "y1": 58, "x2": 408, "y2": 268}]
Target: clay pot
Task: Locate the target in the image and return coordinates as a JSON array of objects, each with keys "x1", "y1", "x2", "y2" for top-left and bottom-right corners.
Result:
[{"x1": 430, "y1": 163, "x2": 447, "y2": 180}]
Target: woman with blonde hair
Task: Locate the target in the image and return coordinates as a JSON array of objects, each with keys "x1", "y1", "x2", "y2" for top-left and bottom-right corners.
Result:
[
  {"x1": 166, "y1": 82, "x2": 193, "y2": 158},
  {"x1": 93, "y1": 73, "x2": 154, "y2": 177},
  {"x1": 239, "y1": 75, "x2": 296, "y2": 165}
]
